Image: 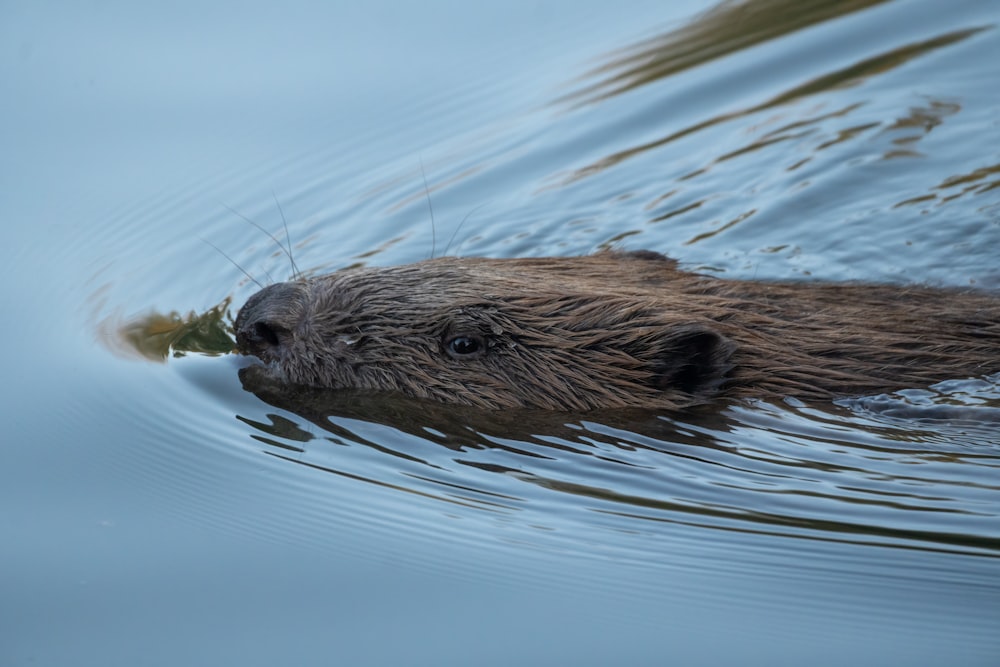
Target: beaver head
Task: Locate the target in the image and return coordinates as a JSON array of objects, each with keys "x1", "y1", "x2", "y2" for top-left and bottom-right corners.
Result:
[
  {"x1": 235, "y1": 250, "x2": 999, "y2": 410},
  {"x1": 234, "y1": 252, "x2": 737, "y2": 410}
]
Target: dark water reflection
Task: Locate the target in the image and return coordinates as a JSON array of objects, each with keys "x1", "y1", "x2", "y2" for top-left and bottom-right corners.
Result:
[
  {"x1": 563, "y1": 0, "x2": 895, "y2": 105},
  {"x1": 563, "y1": 9, "x2": 988, "y2": 206},
  {"x1": 238, "y1": 367, "x2": 1000, "y2": 560},
  {"x1": 104, "y1": 299, "x2": 234, "y2": 361}
]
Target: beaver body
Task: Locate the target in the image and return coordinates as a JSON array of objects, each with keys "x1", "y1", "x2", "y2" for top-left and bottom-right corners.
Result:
[{"x1": 234, "y1": 251, "x2": 999, "y2": 411}]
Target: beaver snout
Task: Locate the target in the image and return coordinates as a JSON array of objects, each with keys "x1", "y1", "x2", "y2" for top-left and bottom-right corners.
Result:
[{"x1": 234, "y1": 282, "x2": 307, "y2": 361}]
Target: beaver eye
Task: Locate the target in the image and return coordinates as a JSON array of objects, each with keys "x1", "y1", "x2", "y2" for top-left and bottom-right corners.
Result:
[{"x1": 445, "y1": 334, "x2": 485, "y2": 360}]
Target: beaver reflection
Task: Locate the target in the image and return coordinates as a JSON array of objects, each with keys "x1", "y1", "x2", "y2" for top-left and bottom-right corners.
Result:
[{"x1": 235, "y1": 251, "x2": 999, "y2": 411}]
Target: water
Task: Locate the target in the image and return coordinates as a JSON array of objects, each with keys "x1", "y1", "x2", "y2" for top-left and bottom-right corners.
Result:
[{"x1": 3, "y1": 1, "x2": 999, "y2": 665}]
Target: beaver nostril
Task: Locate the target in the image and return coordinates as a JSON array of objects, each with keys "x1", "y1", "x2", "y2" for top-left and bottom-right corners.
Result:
[{"x1": 252, "y1": 321, "x2": 284, "y2": 348}]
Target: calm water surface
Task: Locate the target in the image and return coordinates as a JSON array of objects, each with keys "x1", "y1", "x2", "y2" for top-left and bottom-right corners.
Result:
[{"x1": 3, "y1": 1, "x2": 999, "y2": 666}]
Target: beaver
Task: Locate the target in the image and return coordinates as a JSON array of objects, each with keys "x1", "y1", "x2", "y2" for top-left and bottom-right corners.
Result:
[{"x1": 233, "y1": 250, "x2": 999, "y2": 411}]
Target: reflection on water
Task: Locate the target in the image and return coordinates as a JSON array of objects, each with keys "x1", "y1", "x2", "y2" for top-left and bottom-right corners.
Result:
[
  {"x1": 843, "y1": 374, "x2": 1000, "y2": 427},
  {"x1": 932, "y1": 161, "x2": 1000, "y2": 203},
  {"x1": 563, "y1": 0, "x2": 893, "y2": 106},
  {"x1": 238, "y1": 366, "x2": 1000, "y2": 560},
  {"x1": 103, "y1": 300, "x2": 234, "y2": 361},
  {"x1": 559, "y1": 25, "x2": 986, "y2": 188}
]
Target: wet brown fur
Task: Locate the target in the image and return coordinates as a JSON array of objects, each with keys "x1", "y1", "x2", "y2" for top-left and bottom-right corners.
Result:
[{"x1": 234, "y1": 251, "x2": 999, "y2": 411}]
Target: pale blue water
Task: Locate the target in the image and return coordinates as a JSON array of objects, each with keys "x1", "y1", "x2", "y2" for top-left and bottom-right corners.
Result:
[{"x1": 3, "y1": 1, "x2": 999, "y2": 666}]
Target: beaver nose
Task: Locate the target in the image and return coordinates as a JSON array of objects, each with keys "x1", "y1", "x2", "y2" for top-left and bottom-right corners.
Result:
[{"x1": 234, "y1": 282, "x2": 306, "y2": 359}]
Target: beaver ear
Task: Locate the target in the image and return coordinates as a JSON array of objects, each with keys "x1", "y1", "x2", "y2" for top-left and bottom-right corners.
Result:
[{"x1": 649, "y1": 324, "x2": 735, "y2": 395}]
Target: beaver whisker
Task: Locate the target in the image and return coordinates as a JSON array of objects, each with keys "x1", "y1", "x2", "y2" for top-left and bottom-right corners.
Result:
[
  {"x1": 270, "y1": 191, "x2": 300, "y2": 279},
  {"x1": 202, "y1": 238, "x2": 264, "y2": 290},
  {"x1": 222, "y1": 201, "x2": 299, "y2": 281},
  {"x1": 442, "y1": 204, "x2": 486, "y2": 258},
  {"x1": 419, "y1": 158, "x2": 438, "y2": 260}
]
